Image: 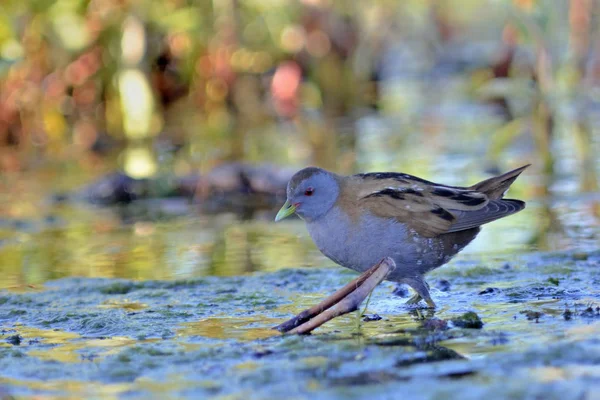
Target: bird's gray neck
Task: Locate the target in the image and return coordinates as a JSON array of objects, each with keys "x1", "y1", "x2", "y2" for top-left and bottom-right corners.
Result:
[{"x1": 306, "y1": 205, "x2": 352, "y2": 265}]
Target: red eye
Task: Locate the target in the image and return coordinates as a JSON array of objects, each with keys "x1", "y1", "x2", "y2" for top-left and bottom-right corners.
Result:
[{"x1": 304, "y1": 187, "x2": 314, "y2": 196}]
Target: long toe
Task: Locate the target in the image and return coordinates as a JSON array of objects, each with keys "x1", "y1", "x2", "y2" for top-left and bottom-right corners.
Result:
[
  {"x1": 425, "y1": 298, "x2": 437, "y2": 308},
  {"x1": 405, "y1": 294, "x2": 423, "y2": 305}
]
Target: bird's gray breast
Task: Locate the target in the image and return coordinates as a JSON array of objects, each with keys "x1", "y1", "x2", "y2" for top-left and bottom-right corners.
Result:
[
  {"x1": 306, "y1": 207, "x2": 424, "y2": 276},
  {"x1": 306, "y1": 206, "x2": 473, "y2": 281}
]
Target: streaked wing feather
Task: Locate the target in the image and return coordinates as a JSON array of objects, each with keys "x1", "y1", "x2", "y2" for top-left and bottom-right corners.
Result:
[
  {"x1": 447, "y1": 199, "x2": 525, "y2": 233},
  {"x1": 354, "y1": 174, "x2": 491, "y2": 237},
  {"x1": 360, "y1": 192, "x2": 454, "y2": 237}
]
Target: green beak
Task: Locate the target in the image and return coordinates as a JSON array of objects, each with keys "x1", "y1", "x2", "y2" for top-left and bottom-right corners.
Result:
[{"x1": 275, "y1": 200, "x2": 296, "y2": 222}]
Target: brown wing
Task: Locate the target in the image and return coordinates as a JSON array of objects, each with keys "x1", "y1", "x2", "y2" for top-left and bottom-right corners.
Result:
[
  {"x1": 353, "y1": 168, "x2": 527, "y2": 237},
  {"x1": 353, "y1": 174, "x2": 489, "y2": 237}
]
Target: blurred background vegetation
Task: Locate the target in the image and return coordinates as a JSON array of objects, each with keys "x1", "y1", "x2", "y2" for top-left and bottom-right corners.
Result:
[
  {"x1": 0, "y1": 0, "x2": 597, "y2": 182},
  {"x1": 0, "y1": 0, "x2": 599, "y2": 286}
]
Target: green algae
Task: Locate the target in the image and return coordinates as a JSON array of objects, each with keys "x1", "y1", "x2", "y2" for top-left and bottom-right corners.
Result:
[
  {"x1": 451, "y1": 312, "x2": 484, "y2": 329},
  {"x1": 0, "y1": 249, "x2": 598, "y2": 398},
  {"x1": 99, "y1": 282, "x2": 141, "y2": 295}
]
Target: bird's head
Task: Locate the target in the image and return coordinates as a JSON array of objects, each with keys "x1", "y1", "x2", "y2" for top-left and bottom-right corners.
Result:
[{"x1": 275, "y1": 167, "x2": 340, "y2": 222}]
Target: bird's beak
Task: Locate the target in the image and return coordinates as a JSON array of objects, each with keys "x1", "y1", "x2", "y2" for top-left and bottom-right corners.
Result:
[{"x1": 275, "y1": 200, "x2": 296, "y2": 222}]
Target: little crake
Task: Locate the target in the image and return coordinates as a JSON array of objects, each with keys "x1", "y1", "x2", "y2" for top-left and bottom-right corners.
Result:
[{"x1": 275, "y1": 165, "x2": 528, "y2": 308}]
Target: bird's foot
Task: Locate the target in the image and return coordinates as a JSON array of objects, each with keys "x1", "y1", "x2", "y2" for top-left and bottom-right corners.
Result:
[
  {"x1": 403, "y1": 277, "x2": 437, "y2": 309},
  {"x1": 405, "y1": 294, "x2": 436, "y2": 308},
  {"x1": 274, "y1": 257, "x2": 396, "y2": 335}
]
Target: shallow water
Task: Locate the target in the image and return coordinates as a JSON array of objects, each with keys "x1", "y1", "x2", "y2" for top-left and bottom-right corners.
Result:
[
  {"x1": 1, "y1": 249, "x2": 599, "y2": 399},
  {"x1": 0, "y1": 190, "x2": 597, "y2": 288}
]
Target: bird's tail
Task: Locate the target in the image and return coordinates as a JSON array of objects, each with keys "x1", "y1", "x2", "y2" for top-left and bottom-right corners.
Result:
[{"x1": 469, "y1": 164, "x2": 530, "y2": 200}]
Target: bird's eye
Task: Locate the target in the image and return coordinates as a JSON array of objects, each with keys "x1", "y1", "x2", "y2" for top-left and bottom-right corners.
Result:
[{"x1": 304, "y1": 187, "x2": 314, "y2": 196}]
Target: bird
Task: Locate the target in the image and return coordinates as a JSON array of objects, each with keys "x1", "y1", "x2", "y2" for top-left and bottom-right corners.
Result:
[{"x1": 275, "y1": 164, "x2": 529, "y2": 308}]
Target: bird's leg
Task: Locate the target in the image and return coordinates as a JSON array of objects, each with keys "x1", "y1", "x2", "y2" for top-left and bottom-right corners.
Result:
[
  {"x1": 274, "y1": 257, "x2": 396, "y2": 335},
  {"x1": 403, "y1": 277, "x2": 436, "y2": 308},
  {"x1": 405, "y1": 293, "x2": 423, "y2": 305}
]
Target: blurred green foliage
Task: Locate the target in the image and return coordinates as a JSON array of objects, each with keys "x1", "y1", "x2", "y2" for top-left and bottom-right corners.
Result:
[{"x1": 0, "y1": 0, "x2": 598, "y2": 189}]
